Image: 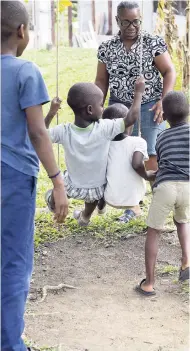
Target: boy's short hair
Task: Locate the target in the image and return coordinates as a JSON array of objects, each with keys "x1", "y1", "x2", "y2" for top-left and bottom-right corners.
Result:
[
  {"x1": 1, "y1": 1, "x2": 29, "y2": 43},
  {"x1": 162, "y1": 91, "x2": 189, "y2": 121},
  {"x1": 102, "y1": 103, "x2": 128, "y2": 120},
  {"x1": 67, "y1": 82, "x2": 102, "y2": 112}
]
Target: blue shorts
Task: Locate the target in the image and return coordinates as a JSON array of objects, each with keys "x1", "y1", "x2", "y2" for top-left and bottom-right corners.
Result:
[
  {"x1": 1, "y1": 162, "x2": 36, "y2": 351},
  {"x1": 109, "y1": 96, "x2": 166, "y2": 156}
]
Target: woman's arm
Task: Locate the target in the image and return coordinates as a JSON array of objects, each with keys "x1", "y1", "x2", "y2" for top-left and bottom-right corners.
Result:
[
  {"x1": 154, "y1": 51, "x2": 176, "y2": 96},
  {"x1": 151, "y1": 51, "x2": 176, "y2": 124},
  {"x1": 95, "y1": 61, "x2": 109, "y2": 104}
]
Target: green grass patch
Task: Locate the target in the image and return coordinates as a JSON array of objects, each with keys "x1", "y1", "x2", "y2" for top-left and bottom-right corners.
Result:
[
  {"x1": 34, "y1": 204, "x2": 147, "y2": 248},
  {"x1": 180, "y1": 280, "x2": 190, "y2": 294},
  {"x1": 159, "y1": 265, "x2": 178, "y2": 276}
]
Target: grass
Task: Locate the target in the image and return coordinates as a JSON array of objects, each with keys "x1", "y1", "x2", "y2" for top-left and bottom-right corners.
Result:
[
  {"x1": 159, "y1": 264, "x2": 178, "y2": 276},
  {"x1": 23, "y1": 47, "x2": 178, "y2": 247}
]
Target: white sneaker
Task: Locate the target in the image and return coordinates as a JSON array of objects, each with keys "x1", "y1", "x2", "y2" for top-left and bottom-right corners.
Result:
[{"x1": 97, "y1": 207, "x2": 107, "y2": 215}]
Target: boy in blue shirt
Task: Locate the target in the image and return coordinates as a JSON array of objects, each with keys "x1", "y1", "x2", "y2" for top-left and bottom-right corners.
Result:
[{"x1": 1, "y1": 2, "x2": 68, "y2": 350}]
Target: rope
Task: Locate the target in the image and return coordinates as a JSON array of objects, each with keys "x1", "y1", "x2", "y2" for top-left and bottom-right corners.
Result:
[
  {"x1": 138, "y1": 0, "x2": 144, "y2": 137},
  {"x1": 56, "y1": 0, "x2": 60, "y2": 166}
]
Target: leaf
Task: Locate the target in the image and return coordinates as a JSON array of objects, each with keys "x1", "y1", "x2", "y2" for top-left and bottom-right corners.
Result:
[{"x1": 58, "y1": 0, "x2": 72, "y2": 13}]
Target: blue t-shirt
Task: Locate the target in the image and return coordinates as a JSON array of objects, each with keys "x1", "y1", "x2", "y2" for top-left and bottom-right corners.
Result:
[{"x1": 1, "y1": 55, "x2": 50, "y2": 177}]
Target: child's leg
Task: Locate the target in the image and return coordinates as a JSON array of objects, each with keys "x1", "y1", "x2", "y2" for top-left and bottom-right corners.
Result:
[
  {"x1": 174, "y1": 221, "x2": 190, "y2": 270},
  {"x1": 141, "y1": 227, "x2": 160, "y2": 292},
  {"x1": 97, "y1": 198, "x2": 106, "y2": 211},
  {"x1": 74, "y1": 201, "x2": 98, "y2": 226},
  {"x1": 173, "y1": 182, "x2": 190, "y2": 279},
  {"x1": 83, "y1": 201, "x2": 98, "y2": 219},
  {"x1": 1, "y1": 163, "x2": 36, "y2": 351},
  {"x1": 97, "y1": 198, "x2": 107, "y2": 214},
  {"x1": 137, "y1": 182, "x2": 176, "y2": 294}
]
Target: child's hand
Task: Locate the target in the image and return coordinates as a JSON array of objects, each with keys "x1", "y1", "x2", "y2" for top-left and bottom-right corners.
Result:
[
  {"x1": 49, "y1": 97, "x2": 62, "y2": 117},
  {"x1": 135, "y1": 76, "x2": 145, "y2": 94},
  {"x1": 146, "y1": 170, "x2": 157, "y2": 181}
]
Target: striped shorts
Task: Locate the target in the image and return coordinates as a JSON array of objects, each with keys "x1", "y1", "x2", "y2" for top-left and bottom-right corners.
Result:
[{"x1": 64, "y1": 171, "x2": 105, "y2": 203}]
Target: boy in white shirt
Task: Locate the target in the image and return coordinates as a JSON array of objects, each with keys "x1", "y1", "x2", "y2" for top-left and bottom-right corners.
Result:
[{"x1": 98, "y1": 103, "x2": 156, "y2": 219}]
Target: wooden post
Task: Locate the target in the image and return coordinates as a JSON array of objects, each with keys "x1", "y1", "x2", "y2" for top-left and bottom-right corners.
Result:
[
  {"x1": 68, "y1": 6, "x2": 73, "y2": 47},
  {"x1": 92, "y1": 0, "x2": 96, "y2": 30},
  {"x1": 107, "y1": 0, "x2": 112, "y2": 35},
  {"x1": 51, "y1": 0, "x2": 55, "y2": 46}
]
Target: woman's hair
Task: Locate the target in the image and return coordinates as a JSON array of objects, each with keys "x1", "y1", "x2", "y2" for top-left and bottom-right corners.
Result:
[{"x1": 117, "y1": 1, "x2": 139, "y2": 15}]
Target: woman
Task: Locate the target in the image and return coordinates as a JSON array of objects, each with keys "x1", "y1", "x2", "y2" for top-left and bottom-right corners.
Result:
[{"x1": 95, "y1": 0, "x2": 176, "y2": 222}]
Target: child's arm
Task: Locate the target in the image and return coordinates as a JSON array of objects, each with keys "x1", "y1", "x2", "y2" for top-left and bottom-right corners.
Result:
[
  {"x1": 26, "y1": 105, "x2": 68, "y2": 223},
  {"x1": 45, "y1": 97, "x2": 62, "y2": 128},
  {"x1": 132, "y1": 151, "x2": 157, "y2": 181},
  {"x1": 123, "y1": 76, "x2": 145, "y2": 129}
]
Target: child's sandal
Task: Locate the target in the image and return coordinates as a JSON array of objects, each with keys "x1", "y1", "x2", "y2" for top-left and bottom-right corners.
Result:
[{"x1": 73, "y1": 210, "x2": 90, "y2": 227}]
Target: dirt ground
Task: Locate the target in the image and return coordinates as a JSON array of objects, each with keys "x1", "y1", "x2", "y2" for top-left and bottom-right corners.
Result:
[{"x1": 25, "y1": 231, "x2": 189, "y2": 351}]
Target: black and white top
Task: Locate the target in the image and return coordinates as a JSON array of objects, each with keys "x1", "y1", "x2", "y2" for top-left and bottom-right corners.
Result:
[
  {"x1": 97, "y1": 32, "x2": 167, "y2": 104},
  {"x1": 154, "y1": 124, "x2": 190, "y2": 188}
]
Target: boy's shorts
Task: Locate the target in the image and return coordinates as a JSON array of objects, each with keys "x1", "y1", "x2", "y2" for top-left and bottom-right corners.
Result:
[
  {"x1": 45, "y1": 170, "x2": 105, "y2": 212},
  {"x1": 147, "y1": 181, "x2": 190, "y2": 230}
]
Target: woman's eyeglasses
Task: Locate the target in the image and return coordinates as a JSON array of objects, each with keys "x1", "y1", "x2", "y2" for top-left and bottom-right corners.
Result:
[{"x1": 118, "y1": 18, "x2": 141, "y2": 28}]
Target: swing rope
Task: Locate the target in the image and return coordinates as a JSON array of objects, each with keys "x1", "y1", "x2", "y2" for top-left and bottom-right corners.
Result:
[
  {"x1": 56, "y1": 0, "x2": 60, "y2": 166},
  {"x1": 138, "y1": 0, "x2": 144, "y2": 137}
]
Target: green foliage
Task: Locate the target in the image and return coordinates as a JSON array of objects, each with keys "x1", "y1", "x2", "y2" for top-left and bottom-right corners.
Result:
[{"x1": 159, "y1": 265, "x2": 178, "y2": 275}]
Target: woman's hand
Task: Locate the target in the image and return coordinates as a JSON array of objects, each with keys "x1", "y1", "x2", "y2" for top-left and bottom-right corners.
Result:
[{"x1": 149, "y1": 100, "x2": 163, "y2": 124}]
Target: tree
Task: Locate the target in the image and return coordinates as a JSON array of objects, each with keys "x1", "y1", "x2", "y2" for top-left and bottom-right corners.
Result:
[{"x1": 155, "y1": 0, "x2": 190, "y2": 92}]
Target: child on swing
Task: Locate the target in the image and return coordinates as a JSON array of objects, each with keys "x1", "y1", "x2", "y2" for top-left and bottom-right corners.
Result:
[
  {"x1": 136, "y1": 91, "x2": 190, "y2": 296},
  {"x1": 45, "y1": 77, "x2": 145, "y2": 225},
  {"x1": 97, "y1": 103, "x2": 156, "y2": 217},
  {"x1": 1, "y1": 1, "x2": 68, "y2": 350}
]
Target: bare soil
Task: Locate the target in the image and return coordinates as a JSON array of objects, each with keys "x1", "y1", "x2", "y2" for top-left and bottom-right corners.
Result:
[{"x1": 25, "y1": 231, "x2": 189, "y2": 351}]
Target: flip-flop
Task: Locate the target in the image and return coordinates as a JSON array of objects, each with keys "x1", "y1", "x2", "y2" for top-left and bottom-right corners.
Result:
[
  {"x1": 118, "y1": 209, "x2": 137, "y2": 223},
  {"x1": 179, "y1": 267, "x2": 190, "y2": 282},
  {"x1": 135, "y1": 279, "x2": 156, "y2": 296}
]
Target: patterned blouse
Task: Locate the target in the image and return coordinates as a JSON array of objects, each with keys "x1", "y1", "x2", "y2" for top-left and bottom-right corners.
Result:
[{"x1": 97, "y1": 32, "x2": 167, "y2": 105}]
